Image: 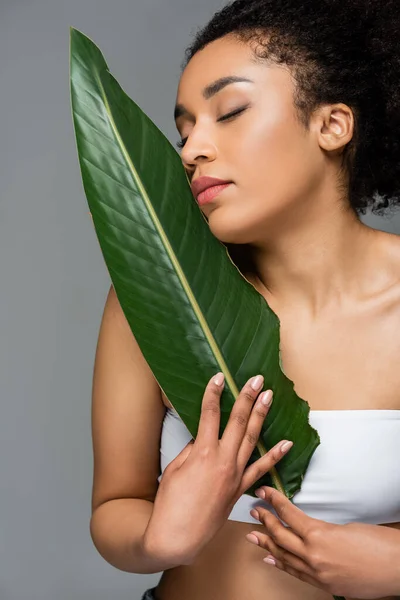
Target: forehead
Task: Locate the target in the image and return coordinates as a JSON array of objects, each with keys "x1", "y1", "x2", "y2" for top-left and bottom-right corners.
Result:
[{"x1": 176, "y1": 35, "x2": 257, "y2": 99}]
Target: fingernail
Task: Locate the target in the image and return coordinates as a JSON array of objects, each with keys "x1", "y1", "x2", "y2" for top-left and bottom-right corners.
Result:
[
  {"x1": 263, "y1": 556, "x2": 276, "y2": 565},
  {"x1": 246, "y1": 533, "x2": 259, "y2": 545},
  {"x1": 250, "y1": 375, "x2": 264, "y2": 391},
  {"x1": 259, "y1": 390, "x2": 273, "y2": 406},
  {"x1": 250, "y1": 508, "x2": 260, "y2": 519},
  {"x1": 280, "y1": 441, "x2": 293, "y2": 453},
  {"x1": 213, "y1": 372, "x2": 224, "y2": 386},
  {"x1": 255, "y1": 488, "x2": 265, "y2": 498}
]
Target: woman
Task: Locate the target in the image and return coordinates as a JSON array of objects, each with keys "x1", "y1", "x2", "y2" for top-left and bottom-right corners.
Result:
[{"x1": 89, "y1": 0, "x2": 400, "y2": 599}]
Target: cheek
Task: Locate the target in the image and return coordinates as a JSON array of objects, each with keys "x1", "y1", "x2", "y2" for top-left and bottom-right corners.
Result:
[
  {"x1": 206, "y1": 114, "x2": 320, "y2": 243},
  {"x1": 235, "y1": 117, "x2": 319, "y2": 211},
  {"x1": 244, "y1": 119, "x2": 309, "y2": 186}
]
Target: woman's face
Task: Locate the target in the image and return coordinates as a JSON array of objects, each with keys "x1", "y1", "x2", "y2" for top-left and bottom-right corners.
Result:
[{"x1": 175, "y1": 34, "x2": 327, "y2": 245}]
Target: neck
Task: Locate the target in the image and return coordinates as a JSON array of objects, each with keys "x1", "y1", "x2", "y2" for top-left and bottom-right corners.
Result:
[{"x1": 248, "y1": 201, "x2": 383, "y2": 320}]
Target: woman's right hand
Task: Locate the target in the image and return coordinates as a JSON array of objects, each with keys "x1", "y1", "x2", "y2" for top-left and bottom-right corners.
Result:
[{"x1": 142, "y1": 372, "x2": 293, "y2": 566}]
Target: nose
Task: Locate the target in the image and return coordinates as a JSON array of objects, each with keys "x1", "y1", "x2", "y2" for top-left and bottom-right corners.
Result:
[{"x1": 180, "y1": 125, "x2": 217, "y2": 171}]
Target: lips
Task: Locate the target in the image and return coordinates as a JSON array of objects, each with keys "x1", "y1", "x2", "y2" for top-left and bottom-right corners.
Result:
[{"x1": 190, "y1": 176, "x2": 232, "y2": 201}]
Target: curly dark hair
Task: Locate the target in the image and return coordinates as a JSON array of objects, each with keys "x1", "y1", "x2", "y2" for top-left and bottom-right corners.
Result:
[{"x1": 181, "y1": 0, "x2": 400, "y2": 215}]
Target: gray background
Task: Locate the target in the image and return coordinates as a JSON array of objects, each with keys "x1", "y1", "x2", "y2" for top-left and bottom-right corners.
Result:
[{"x1": 1, "y1": 1, "x2": 399, "y2": 599}]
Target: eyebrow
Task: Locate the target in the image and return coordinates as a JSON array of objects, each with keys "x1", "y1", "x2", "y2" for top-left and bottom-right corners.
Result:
[{"x1": 174, "y1": 75, "x2": 253, "y2": 121}]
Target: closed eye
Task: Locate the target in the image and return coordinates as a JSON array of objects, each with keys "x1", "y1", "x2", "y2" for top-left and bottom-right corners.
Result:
[
  {"x1": 218, "y1": 105, "x2": 248, "y2": 122},
  {"x1": 176, "y1": 105, "x2": 249, "y2": 150}
]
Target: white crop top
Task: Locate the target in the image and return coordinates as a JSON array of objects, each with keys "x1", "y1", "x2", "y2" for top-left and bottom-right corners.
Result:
[{"x1": 157, "y1": 406, "x2": 400, "y2": 526}]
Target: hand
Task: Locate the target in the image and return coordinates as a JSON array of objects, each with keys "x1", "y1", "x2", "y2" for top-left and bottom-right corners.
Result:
[
  {"x1": 245, "y1": 486, "x2": 399, "y2": 599},
  {"x1": 143, "y1": 373, "x2": 294, "y2": 566}
]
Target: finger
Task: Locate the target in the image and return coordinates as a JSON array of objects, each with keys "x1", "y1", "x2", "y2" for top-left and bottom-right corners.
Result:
[
  {"x1": 271, "y1": 562, "x2": 324, "y2": 591},
  {"x1": 256, "y1": 533, "x2": 288, "y2": 570},
  {"x1": 257, "y1": 487, "x2": 315, "y2": 539},
  {"x1": 220, "y1": 374, "x2": 265, "y2": 454},
  {"x1": 246, "y1": 531, "x2": 315, "y2": 577},
  {"x1": 256, "y1": 507, "x2": 306, "y2": 559},
  {"x1": 239, "y1": 439, "x2": 293, "y2": 495},
  {"x1": 236, "y1": 389, "x2": 273, "y2": 469},
  {"x1": 173, "y1": 440, "x2": 194, "y2": 469},
  {"x1": 196, "y1": 373, "x2": 225, "y2": 445}
]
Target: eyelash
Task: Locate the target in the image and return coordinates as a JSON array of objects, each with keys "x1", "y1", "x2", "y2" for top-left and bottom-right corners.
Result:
[{"x1": 176, "y1": 106, "x2": 248, "y2": 150}]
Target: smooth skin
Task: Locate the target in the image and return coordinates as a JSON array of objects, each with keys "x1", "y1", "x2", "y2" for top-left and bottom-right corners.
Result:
[{"x1": 90, "y1": 33, "x2": 400, "y2": 600}]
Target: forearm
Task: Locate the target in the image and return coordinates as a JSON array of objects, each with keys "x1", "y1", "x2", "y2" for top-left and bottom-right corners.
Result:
[
  {"x1": 376, "y1": 524, "x2": 400, "y2": 597},
  {"x1": 90, "y1": 498, "x2": 184, "y2": 574}
]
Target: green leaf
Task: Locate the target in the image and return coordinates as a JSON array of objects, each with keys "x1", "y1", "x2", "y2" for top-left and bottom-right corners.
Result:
[{"x1": 69, "y1": 26, "x2": 320, "y2": 500}]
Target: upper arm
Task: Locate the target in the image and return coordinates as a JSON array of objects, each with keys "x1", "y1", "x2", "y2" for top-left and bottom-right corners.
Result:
[{"x1": 91, "y1": 284, "x2": 166, "y2": 513}]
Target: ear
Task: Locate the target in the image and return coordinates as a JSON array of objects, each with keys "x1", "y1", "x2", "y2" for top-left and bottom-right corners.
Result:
[{"x1": 313, "y1": 104, "x2": 354, "y2": 154}]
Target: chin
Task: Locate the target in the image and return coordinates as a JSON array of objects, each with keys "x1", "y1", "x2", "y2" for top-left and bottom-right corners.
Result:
[
  {"x1": 207, "y1": 221, "x2": 254, "y2": 246},
  {"x1": 206, "y1": 208, "x2": 262, "y2": 246}
]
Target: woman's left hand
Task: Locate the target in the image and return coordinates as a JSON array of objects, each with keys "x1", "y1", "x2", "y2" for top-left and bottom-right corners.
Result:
[{"x1": 245, "y1": 486, "x2": 399, "y2": 599}]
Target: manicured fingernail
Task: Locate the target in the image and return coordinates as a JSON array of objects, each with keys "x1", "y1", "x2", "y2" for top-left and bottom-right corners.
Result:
[
  {"x1": 250, "y1": 375, "x2": 264, "y2": 390},
  {"x1": 246, "y1": 533, "x2": 259, "y2": 545},
  {"x1": 213, "y1": 372, "x2": 224, "y2": 386},
  {"x1": 255, "y1": 488, "x2": 265, "y2": 498},
  {"x1": 263, "y1": 556, "x2": 276, "y2": 565},
  {"x1": 280, "y1": 441, "x2": 293, "y2": 453},
  {"x1": 259, "y1": 390, "x2": 273, "y2": 406}
]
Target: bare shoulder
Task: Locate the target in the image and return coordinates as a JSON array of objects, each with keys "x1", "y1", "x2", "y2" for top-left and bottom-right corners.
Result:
[
  {"x1": 381, "y1": 230, "x2": 400, "y2": 303},
  {"x1": 91, "y1": 284, "x2": 166, "y2": 511},
  {"x1": 384, "y1": 228, "x2": 400, "y2": 257},
  {"x1": 381, "y1": 232, "x2": 400, "y2": 408},
  {"x1": 374, "y1": 230, "x2": 400, "y2": 363}
]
